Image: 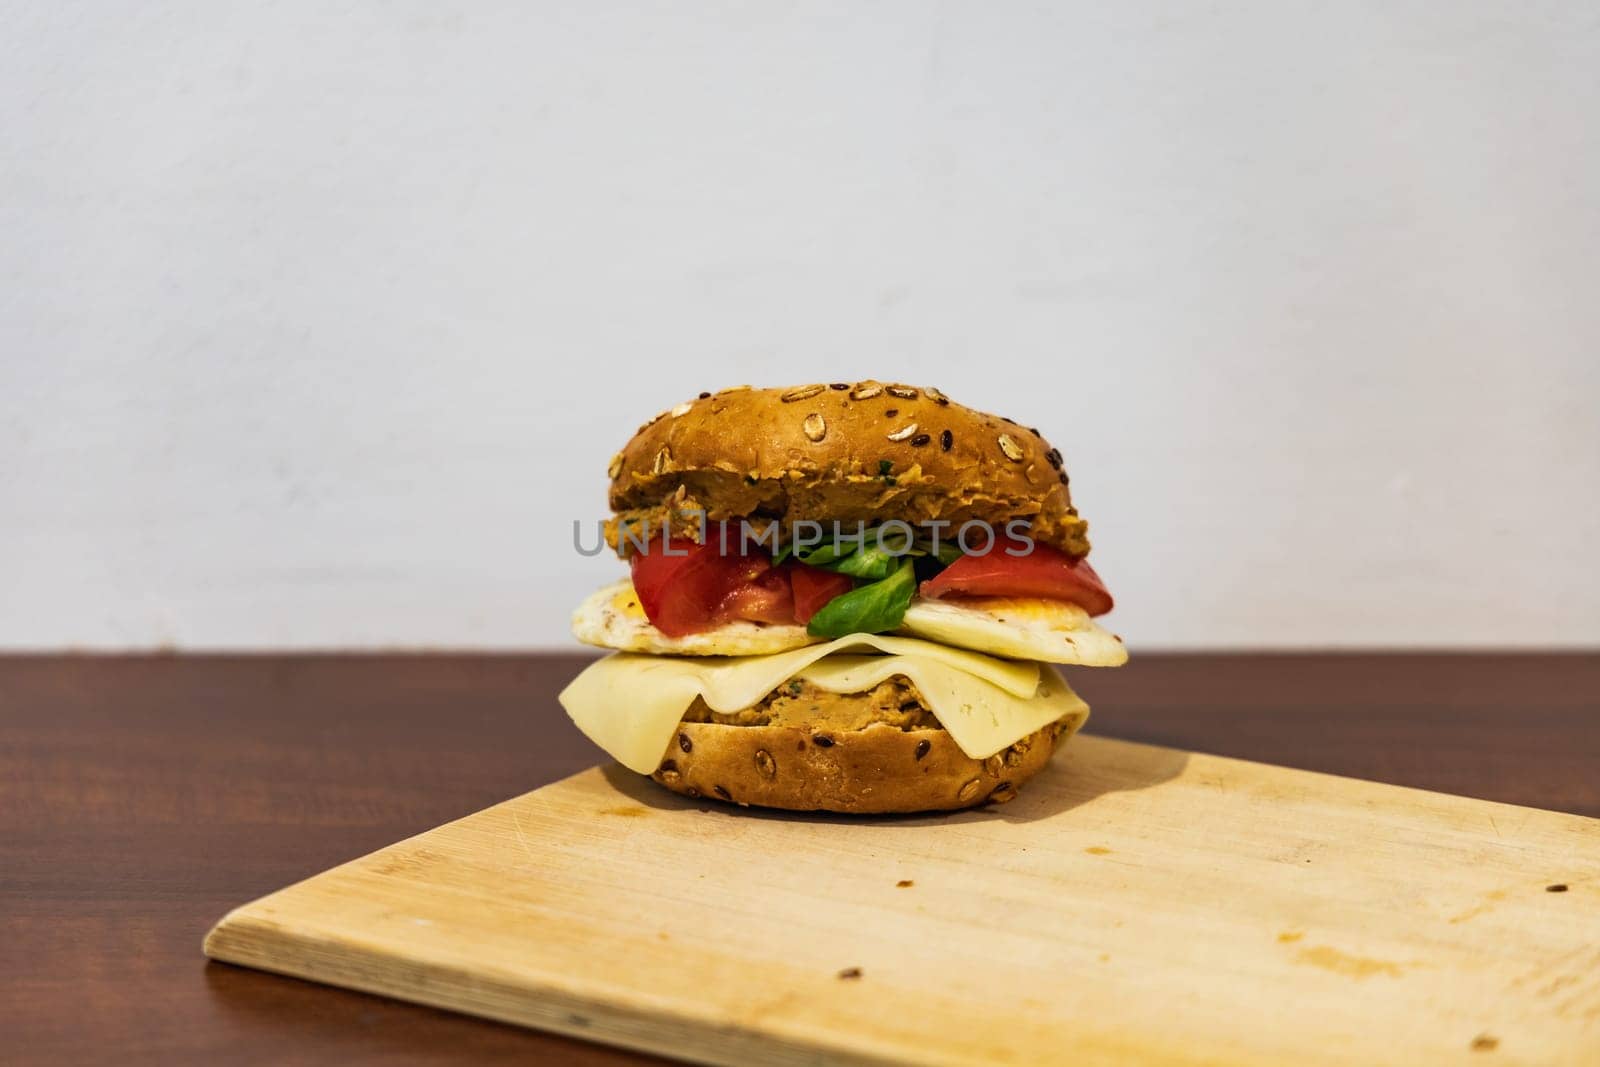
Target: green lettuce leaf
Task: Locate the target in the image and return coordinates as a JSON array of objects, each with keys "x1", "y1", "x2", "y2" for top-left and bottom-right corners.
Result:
[{"x1": 805, "y1": 558, "x2": 917, "y2": 638}]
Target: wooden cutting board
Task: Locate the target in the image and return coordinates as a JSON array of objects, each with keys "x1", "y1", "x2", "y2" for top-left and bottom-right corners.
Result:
[{"x1": 204, "y1": 735, "x2": 1600, "y2": 1066}]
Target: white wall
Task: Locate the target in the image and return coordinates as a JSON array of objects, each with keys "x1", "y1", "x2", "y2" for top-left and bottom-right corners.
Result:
[{"x1": 3, "y1": 1, "x2": 1597, "y2": 650}]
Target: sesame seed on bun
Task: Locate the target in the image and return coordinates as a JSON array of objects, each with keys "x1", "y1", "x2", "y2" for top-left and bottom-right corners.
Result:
[{"x1": 605, "y1": 381, "x2": 1089, "y2": 557}]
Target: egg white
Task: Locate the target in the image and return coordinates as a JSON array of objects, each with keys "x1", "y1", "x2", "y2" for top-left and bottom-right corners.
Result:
[
  {"x1": 571, "y1": 580, "x2": 821, "y2": 656},
  {"x1": 897, "y1": 596, "x2": 1128, "y2": 666}
]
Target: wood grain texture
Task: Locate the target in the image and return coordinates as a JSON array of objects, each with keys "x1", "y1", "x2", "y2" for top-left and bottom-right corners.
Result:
[
  {"x1": 202, "y1": 735, "x2": 1600, "y2": 1066},
  {"x1": 206, "y1": 735, "x2": 1600, "y2": 1067},
  {"x1": 3, "y1": 652, "x2": 1598, "y2": 1064}
]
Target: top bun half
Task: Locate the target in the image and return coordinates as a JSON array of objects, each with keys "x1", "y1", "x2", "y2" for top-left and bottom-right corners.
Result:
[{"x1": 605, "y1": 381, "x2": 1090, "y2": 557}]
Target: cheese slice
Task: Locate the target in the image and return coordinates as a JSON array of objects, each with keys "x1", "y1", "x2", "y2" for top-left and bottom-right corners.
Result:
[{"x1": 558, "y1": 633, "x2": 1089, "y2": 774}]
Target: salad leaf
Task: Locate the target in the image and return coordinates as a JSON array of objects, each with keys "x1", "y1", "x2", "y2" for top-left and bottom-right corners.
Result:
[
  {"x1": 915, "y1": 538, "x2": 963, "y2": 566},
  {"x1": 780, "y1": 525, "x2": 925, "y2": 567},
  {"x1": 785, "y1": 539, "x2": 860, "y2": 568},
  {"x1": 827, "y1": 544, "x2": 901, "y2": 581},
  {"x1": 805, "y1": 558, "x2": 917, "y2": 638}
]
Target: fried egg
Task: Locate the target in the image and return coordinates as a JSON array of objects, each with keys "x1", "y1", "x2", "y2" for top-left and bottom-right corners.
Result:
[
  {"x1": 571, "y1": 580, "x2": 821, "y2": 656},
  {"x1": 573, "y1": 579, "x2": 1127, "y2": 665},
  {"x1": 898, "y1": 596, "x2": 1128, "y2": 666}
]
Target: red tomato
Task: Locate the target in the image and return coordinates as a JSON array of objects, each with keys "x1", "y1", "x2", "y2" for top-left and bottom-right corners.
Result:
[
  {"x1": 788, "y1": 562, "x2": 854, "y2": 624},
  {"x1": 722, "y1": 566, "x2": 796, "y2": 626},
  {"x1": 629, "y1": 525, "x2": 848, "y2": 636},
  {"x1": 629, "y1": 528, "x2": 771, "y2": 637},
  {"x1": 919, "y1": 535, "x2": 1114, "y2": 616}
]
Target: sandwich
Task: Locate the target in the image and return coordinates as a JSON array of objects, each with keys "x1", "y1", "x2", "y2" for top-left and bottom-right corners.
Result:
[{"x1": 559, "y1": 381, "x2": 1125, "y2": 813}]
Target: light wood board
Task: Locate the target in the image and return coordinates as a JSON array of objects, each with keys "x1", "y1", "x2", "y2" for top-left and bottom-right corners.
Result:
[{"x1": 205, "y1": 735, "x2": 1600, "y2": 1066}]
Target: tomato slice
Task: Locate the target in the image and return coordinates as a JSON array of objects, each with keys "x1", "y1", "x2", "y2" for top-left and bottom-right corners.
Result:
[
  {"x1": 918, "y1": 535, "x2": 1114, "y2": 616},
  {"x1": 788, "y1": 562, "x2": 854, "y2": 624},
  {"x1": 629, "y1": 528, "x2": 772, "y2": 637},
  {"x1": 628, "y1": 525, "x2": 844, "y2": 636},
  {"x1": 722, "y1": 566, "x2": 796, "y2": 626}
]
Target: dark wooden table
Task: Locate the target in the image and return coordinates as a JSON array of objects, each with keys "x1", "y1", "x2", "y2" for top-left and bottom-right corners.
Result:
[{"x1": 4, "y1": 652, "x2": 1598, "y2": 1064}]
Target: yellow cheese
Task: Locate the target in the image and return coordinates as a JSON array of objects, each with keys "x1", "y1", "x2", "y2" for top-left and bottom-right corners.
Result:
[{"x1": 558, "y1": 634, "x2": 1089, "y2": 774}]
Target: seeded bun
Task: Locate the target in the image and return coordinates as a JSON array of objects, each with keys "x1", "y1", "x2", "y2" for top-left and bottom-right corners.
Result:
[
  {"x1": 606, "y1": 382, "x2": 1090, "y2": 557},
  {"x1": 648, "y1": 713, "x2": 1082, "y2": 814}
]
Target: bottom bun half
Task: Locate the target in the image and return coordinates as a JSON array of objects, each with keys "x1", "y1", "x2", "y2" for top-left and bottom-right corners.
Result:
[{"x1": 647, "y1": 714, "x2": 1079, "y2": 815}]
